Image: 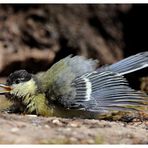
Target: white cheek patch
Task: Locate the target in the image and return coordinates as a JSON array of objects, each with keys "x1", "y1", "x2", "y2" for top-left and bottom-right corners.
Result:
[{"x1": 10, "y1": 79, "x2": 37, "y2": 98}]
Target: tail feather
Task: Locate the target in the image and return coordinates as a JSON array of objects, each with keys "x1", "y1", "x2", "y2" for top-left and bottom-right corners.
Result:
[{"x1": 97, "y1": 52, "x2": 148, "y2": 75}]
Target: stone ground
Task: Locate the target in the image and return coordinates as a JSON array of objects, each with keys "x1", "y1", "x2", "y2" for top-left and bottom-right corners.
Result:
[{"x1": 0, "y1": 113, "x2": 147, "y2": 144}]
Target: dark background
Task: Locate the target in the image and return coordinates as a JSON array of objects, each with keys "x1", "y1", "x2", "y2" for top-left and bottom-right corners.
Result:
[{"x1": 0, "y1": 4, "x2": 147, "y2": 87}]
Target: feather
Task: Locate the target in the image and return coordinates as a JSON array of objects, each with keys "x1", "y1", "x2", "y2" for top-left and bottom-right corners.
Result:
[
  {"x1": 97, "y1": 51, "x2": 148, "y2": 75},
  {"x1": 68, "y1": 71, "x2": 148, "y2": 113}
]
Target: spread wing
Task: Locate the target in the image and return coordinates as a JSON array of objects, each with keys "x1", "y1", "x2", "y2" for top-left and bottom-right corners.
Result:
[{"x1": 59, "y1": 71, "x2": 148, "y2": 113}]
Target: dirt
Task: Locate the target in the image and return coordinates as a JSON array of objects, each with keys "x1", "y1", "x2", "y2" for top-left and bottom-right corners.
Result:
[{"x1": 0, "y1": 113, "x2": 147, "y2": 144}]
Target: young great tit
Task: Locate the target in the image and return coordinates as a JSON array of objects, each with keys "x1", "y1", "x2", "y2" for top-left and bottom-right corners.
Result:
[{"x1": 0, "y1": 52, "x2": 148, "y2": 118}]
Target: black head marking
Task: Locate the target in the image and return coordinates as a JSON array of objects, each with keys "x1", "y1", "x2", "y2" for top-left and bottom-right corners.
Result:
[{"x1": 6, "y1": 70, "x2": 32, "y2": 85}]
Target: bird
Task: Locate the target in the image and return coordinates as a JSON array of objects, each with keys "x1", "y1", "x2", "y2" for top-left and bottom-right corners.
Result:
[{"x1": 0, "y1": 52, "x2": 148, "y2": 118}]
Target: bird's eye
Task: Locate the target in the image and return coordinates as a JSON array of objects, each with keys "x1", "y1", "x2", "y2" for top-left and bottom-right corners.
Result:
[{"x1": 15, "y1": 79, "x2": 20, "y2": 84}]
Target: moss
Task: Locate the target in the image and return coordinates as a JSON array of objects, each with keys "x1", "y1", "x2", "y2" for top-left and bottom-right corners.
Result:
[
  {"x1": 39, "y1": 138, "x2": 74, "y2": 144},
  {"x1": 0, "y1": 97, "x2": 12, "y2": 111},
  {"x1": 95, "y1": 135, "x2": 104, "y2": 144}
]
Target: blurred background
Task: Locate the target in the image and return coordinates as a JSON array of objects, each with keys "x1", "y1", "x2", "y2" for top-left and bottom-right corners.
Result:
[{"x1": 0, "y1": 4, "x2": 147, "y2": 92}]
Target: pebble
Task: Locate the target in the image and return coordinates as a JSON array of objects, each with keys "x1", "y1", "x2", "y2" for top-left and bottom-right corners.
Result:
[
  {"x1": 10, "y1": 127, "x2": 19, "y2": 133},
  {"x1": 26, "y1": 115, "x2": 37, "y2": 118},
  {"x1": 44, "y1": 124, "x2": 50, "y2": 128},
  {"x1": 52, "y1": 119, "x2": 63, "y2": 126},
  {"x1": 68, "y1": 123, "x2": 78, "y2": 127}
]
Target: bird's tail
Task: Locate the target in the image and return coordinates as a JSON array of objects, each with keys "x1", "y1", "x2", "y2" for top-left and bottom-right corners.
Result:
[{"x1": 97, "y1": 52, "x2": 148, "y2": 75}]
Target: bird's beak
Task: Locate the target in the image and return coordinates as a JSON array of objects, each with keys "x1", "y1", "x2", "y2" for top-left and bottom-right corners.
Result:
[{"x1": 0, "y1": 84, "x2": 13, "y2": 95}]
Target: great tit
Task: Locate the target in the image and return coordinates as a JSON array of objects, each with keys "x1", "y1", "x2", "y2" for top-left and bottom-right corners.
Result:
[{"x1": 0, "y1": 52, "x2": 148, "y2": 118}]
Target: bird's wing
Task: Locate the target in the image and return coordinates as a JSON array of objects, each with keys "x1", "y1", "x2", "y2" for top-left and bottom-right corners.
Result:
[
  {"x1": 37, "y1": 55, "x2": 98, "y2": 99},
  {"x1": 60, "y1": 71, "x2": 148, "y2": 113},
  {"x1": 97, "y1": 52, "x2": 148, "y2": 75}
]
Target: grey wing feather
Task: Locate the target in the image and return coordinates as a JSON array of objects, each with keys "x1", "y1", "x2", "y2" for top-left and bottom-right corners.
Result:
[
  {"x1": 97, "y1": 52, "x2": 148, "y2": 75},
  {"x1": 66, "y1": 55, "x2": 98, "y2": 77},
  {"x1": 64, "y1": 71, "x2": 147, "y2": 113}
]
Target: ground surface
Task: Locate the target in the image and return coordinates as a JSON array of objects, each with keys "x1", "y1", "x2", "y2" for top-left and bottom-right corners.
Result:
[{"x1": 0, "y1": 113, "x2": 147, "y2": 144}]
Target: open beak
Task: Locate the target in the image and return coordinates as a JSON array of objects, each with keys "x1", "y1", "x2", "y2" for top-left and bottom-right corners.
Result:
[{"x1": 0, "y1": 84, "x2": 13, "y2": 95}]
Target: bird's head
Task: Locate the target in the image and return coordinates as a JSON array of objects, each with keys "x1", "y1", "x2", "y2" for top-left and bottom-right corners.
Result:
[{"x1": 0, "y1": 70, "x2": 38, "y2": 101}]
